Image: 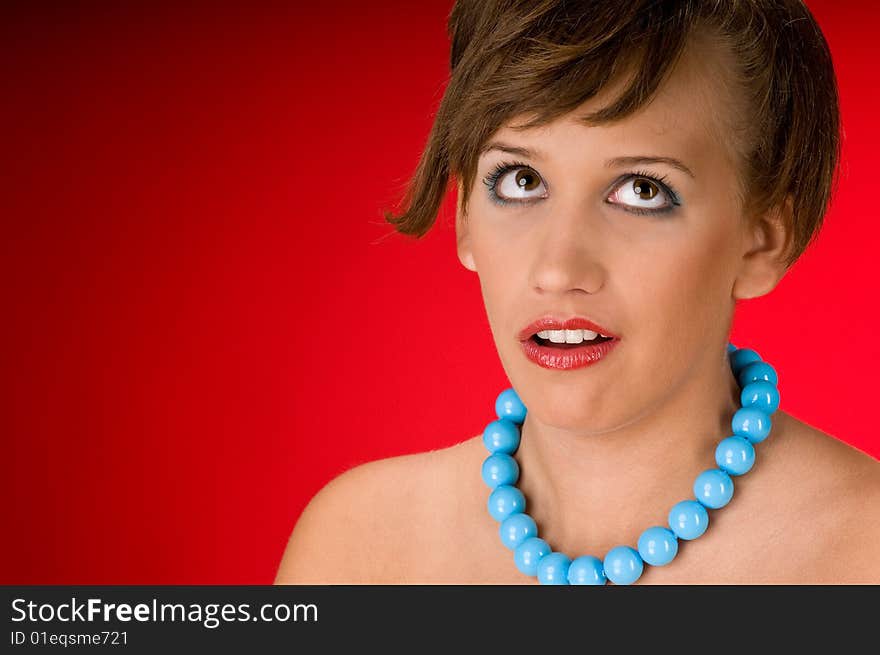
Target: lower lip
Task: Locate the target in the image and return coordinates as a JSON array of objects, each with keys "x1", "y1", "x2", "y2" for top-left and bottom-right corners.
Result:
[{"x1": 519, "y1": 336, "x2": 620, "y2": 370}]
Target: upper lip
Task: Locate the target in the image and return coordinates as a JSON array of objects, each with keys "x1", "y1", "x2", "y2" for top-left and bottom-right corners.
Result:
[{"x1": 517, "y1": 315, "x2": 620, "y2": 341}]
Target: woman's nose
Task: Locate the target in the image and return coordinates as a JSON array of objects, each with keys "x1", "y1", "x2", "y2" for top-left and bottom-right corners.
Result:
[{"x1": 527, "y1": 211, "x2": 607, "y2": 296}]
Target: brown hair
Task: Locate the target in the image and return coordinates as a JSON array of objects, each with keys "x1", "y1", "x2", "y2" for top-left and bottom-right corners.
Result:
[{"x1": 382, "y1": 0, "x2": 841, "y2": 268}]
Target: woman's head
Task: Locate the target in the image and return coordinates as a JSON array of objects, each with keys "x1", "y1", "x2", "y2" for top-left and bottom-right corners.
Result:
[
  {"x1": 385, "y1": 0, "x2": 840, "y2": 269},
  {"x1": 383, "y1": 1, "x2": 841, "y2": 431}
]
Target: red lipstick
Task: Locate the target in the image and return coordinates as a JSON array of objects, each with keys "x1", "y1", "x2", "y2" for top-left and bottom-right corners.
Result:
[{"x1": 517, "y1": 316, "x2": 620, "y2": 371}]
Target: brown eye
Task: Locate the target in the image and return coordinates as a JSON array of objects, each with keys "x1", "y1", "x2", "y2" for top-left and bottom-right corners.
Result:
[
  {"x1": 487, "y1": 165, "x2": 548, "y2": 204},
  {"x1": 632, "y1": 178, "x2": 658, "y2": 200},
  {"x1": 513, "y1": 168, "x2": 541, "y2": 191},
  {"x1": 606, "y1": 173, "x2": 677, "y2": 214}
]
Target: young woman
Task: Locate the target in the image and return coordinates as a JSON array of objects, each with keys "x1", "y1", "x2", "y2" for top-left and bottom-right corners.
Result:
[{"x1": 275, "y1": 0, "x2": 880, "y2": 584}]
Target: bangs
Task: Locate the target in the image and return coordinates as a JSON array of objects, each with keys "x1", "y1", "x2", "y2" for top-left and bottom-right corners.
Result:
[
  {"x1": 446, "y1": 1, "x2": 697, "y2": 219},
  {"x1": 385, "y1": 0, "x2": 841, "y2": 269}
]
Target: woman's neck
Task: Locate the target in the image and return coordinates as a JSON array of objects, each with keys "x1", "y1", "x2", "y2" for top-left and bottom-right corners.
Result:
[{"x1": 515, "y1": 349, "x2": 741, "y2": 556}]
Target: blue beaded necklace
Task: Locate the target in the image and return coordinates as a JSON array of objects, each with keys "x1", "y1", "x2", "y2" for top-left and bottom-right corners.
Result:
[{"x1": 481, "y1": 343, "x2": 780, "y2": 585}]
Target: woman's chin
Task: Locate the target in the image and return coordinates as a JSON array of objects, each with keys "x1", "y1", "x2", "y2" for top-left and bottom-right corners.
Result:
[{"x1": 523, "y1": 396, "x2": 622, "y2": 434}]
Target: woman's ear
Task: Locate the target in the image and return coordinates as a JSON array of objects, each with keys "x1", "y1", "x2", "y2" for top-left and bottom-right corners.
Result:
[
  {"x1": 732, "y1": 195, "x2": 794, "y2": 300},
  {"x1": 455, "y1": 181, "x2": 477, "y2": 272}
]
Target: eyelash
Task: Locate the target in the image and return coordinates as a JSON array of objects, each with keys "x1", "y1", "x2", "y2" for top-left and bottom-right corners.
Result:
[{"x1": 481, "y1": 159, "x2": 682, "y2": 215}]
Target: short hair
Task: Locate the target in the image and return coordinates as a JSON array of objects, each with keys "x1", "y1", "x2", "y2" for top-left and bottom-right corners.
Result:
[{"x1": 383, "y1": 0, "x2": 841, "y2": 269}]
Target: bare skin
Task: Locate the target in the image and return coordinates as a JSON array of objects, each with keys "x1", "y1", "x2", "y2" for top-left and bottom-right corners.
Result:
[
  {"x1": 275, "y1": 34, "x2": 880, "y2": 584},
  {"x1": 275, "y1": 411, "x2": 880, "y2": 584}
]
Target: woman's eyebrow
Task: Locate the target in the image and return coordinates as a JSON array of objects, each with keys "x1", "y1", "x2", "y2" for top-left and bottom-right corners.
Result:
[
  {"x1": 480, "y1": 141, "x2": 541, "y2": 159},
  {"x1": 607, "y1": 155, "x2": 696, "y2": 180},
  {"x1": 480, "y1": 141, "x2": 696, "y2": 179}
]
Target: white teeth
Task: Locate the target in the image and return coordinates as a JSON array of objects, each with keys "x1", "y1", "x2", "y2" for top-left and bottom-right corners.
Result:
[
  {"x1": 536, "y1": 330, "x2": 613, "y2": 343},
  {"x1": 548, "y1": 330, "x2": 566, "y2": 343},
  {"x1": 536, "y1": 329, "x2": 602, "y2": 344},
  {"x1": 567, "y1": 329, "x2": 598, "y2": 343}
]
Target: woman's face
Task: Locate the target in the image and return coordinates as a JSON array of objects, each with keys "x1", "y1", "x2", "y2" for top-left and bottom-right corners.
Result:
[{"x1": 456, "y1": 45, "x2": 786, "y2": 432}]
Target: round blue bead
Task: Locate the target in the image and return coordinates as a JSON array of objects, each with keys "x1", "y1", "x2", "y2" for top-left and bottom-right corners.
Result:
[
  {"x1": 537, "y1": 552, "x2": 571, "y2": 585},
  {"x1": 715, "y1": 436, "x2": 756, "y2": 476},
  {"x1": 495, "y1": 388, "x2": 527, "y2": 424},
  {"x1": 668, "y1": 500, "x2": 709, "y2": 540},
  {"x1": 481, "y1": 453, "x2": 519, "y2": 488},
  {"x1": 603, "y1": 546, "x2": 644, "y2": 585},
  {"x1": 741, "y1": 380, "x2": 780, "y2": 414},
  {"x1": 514, "y1": 537, "x2": 550, "y2": 576},
  {"x1": 487, "y1": 485, "x2": 526, "y2": 522},
  {"x1": 738, "y1": 360, "x2": 778, "y2": 387},
  {"x1": 731, "y1": 407, "x2": 772, "y2": 443},
  {"x1": 567, "y1": 556, "x2": 606, "y2": 585},
  {"x1": 499, "y1": 513, "x2": 537, "y2": 550},
  {"x1": 729, "y1": 348, "x2": 761, "y2": 377},
  {"x1": 482, "y1": 418, "x2": 521, "y2": 454},
  {"x1": 694, "y1": 469, "x2": 735, "y2": 509},
  {"x1": 637, "y1": 526, "x2": 679, "y2": 566},
  {"x1": 727, "y1": 342, "x2": 737, "y2": 353}
]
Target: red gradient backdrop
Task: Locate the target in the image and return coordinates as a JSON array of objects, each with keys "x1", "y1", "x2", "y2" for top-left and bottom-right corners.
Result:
[{"x1": 2, "y1": 1, "x2": 877, "y2": 584}]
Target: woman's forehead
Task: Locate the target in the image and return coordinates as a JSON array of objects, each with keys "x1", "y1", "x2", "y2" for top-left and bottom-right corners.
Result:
[{"x1": 488, "y1": 43, "x2": 738, "y2": 173}]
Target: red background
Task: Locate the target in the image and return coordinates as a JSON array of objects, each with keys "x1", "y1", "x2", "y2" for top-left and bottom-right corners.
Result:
[{"x1": 2, "y1": 1, "x2": 877, "y2": 584}]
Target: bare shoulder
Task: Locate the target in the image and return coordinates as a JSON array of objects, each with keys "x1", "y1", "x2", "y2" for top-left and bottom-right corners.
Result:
[
  {"x1": 767, "y1": 411, "x2": 880, "y2": 493},
  {"x1": 758, "y1": 411, "x2": 880, "y2": 581},
  {"x1": 274, "y1": 436, "x2": 485, "y2": 584}
]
